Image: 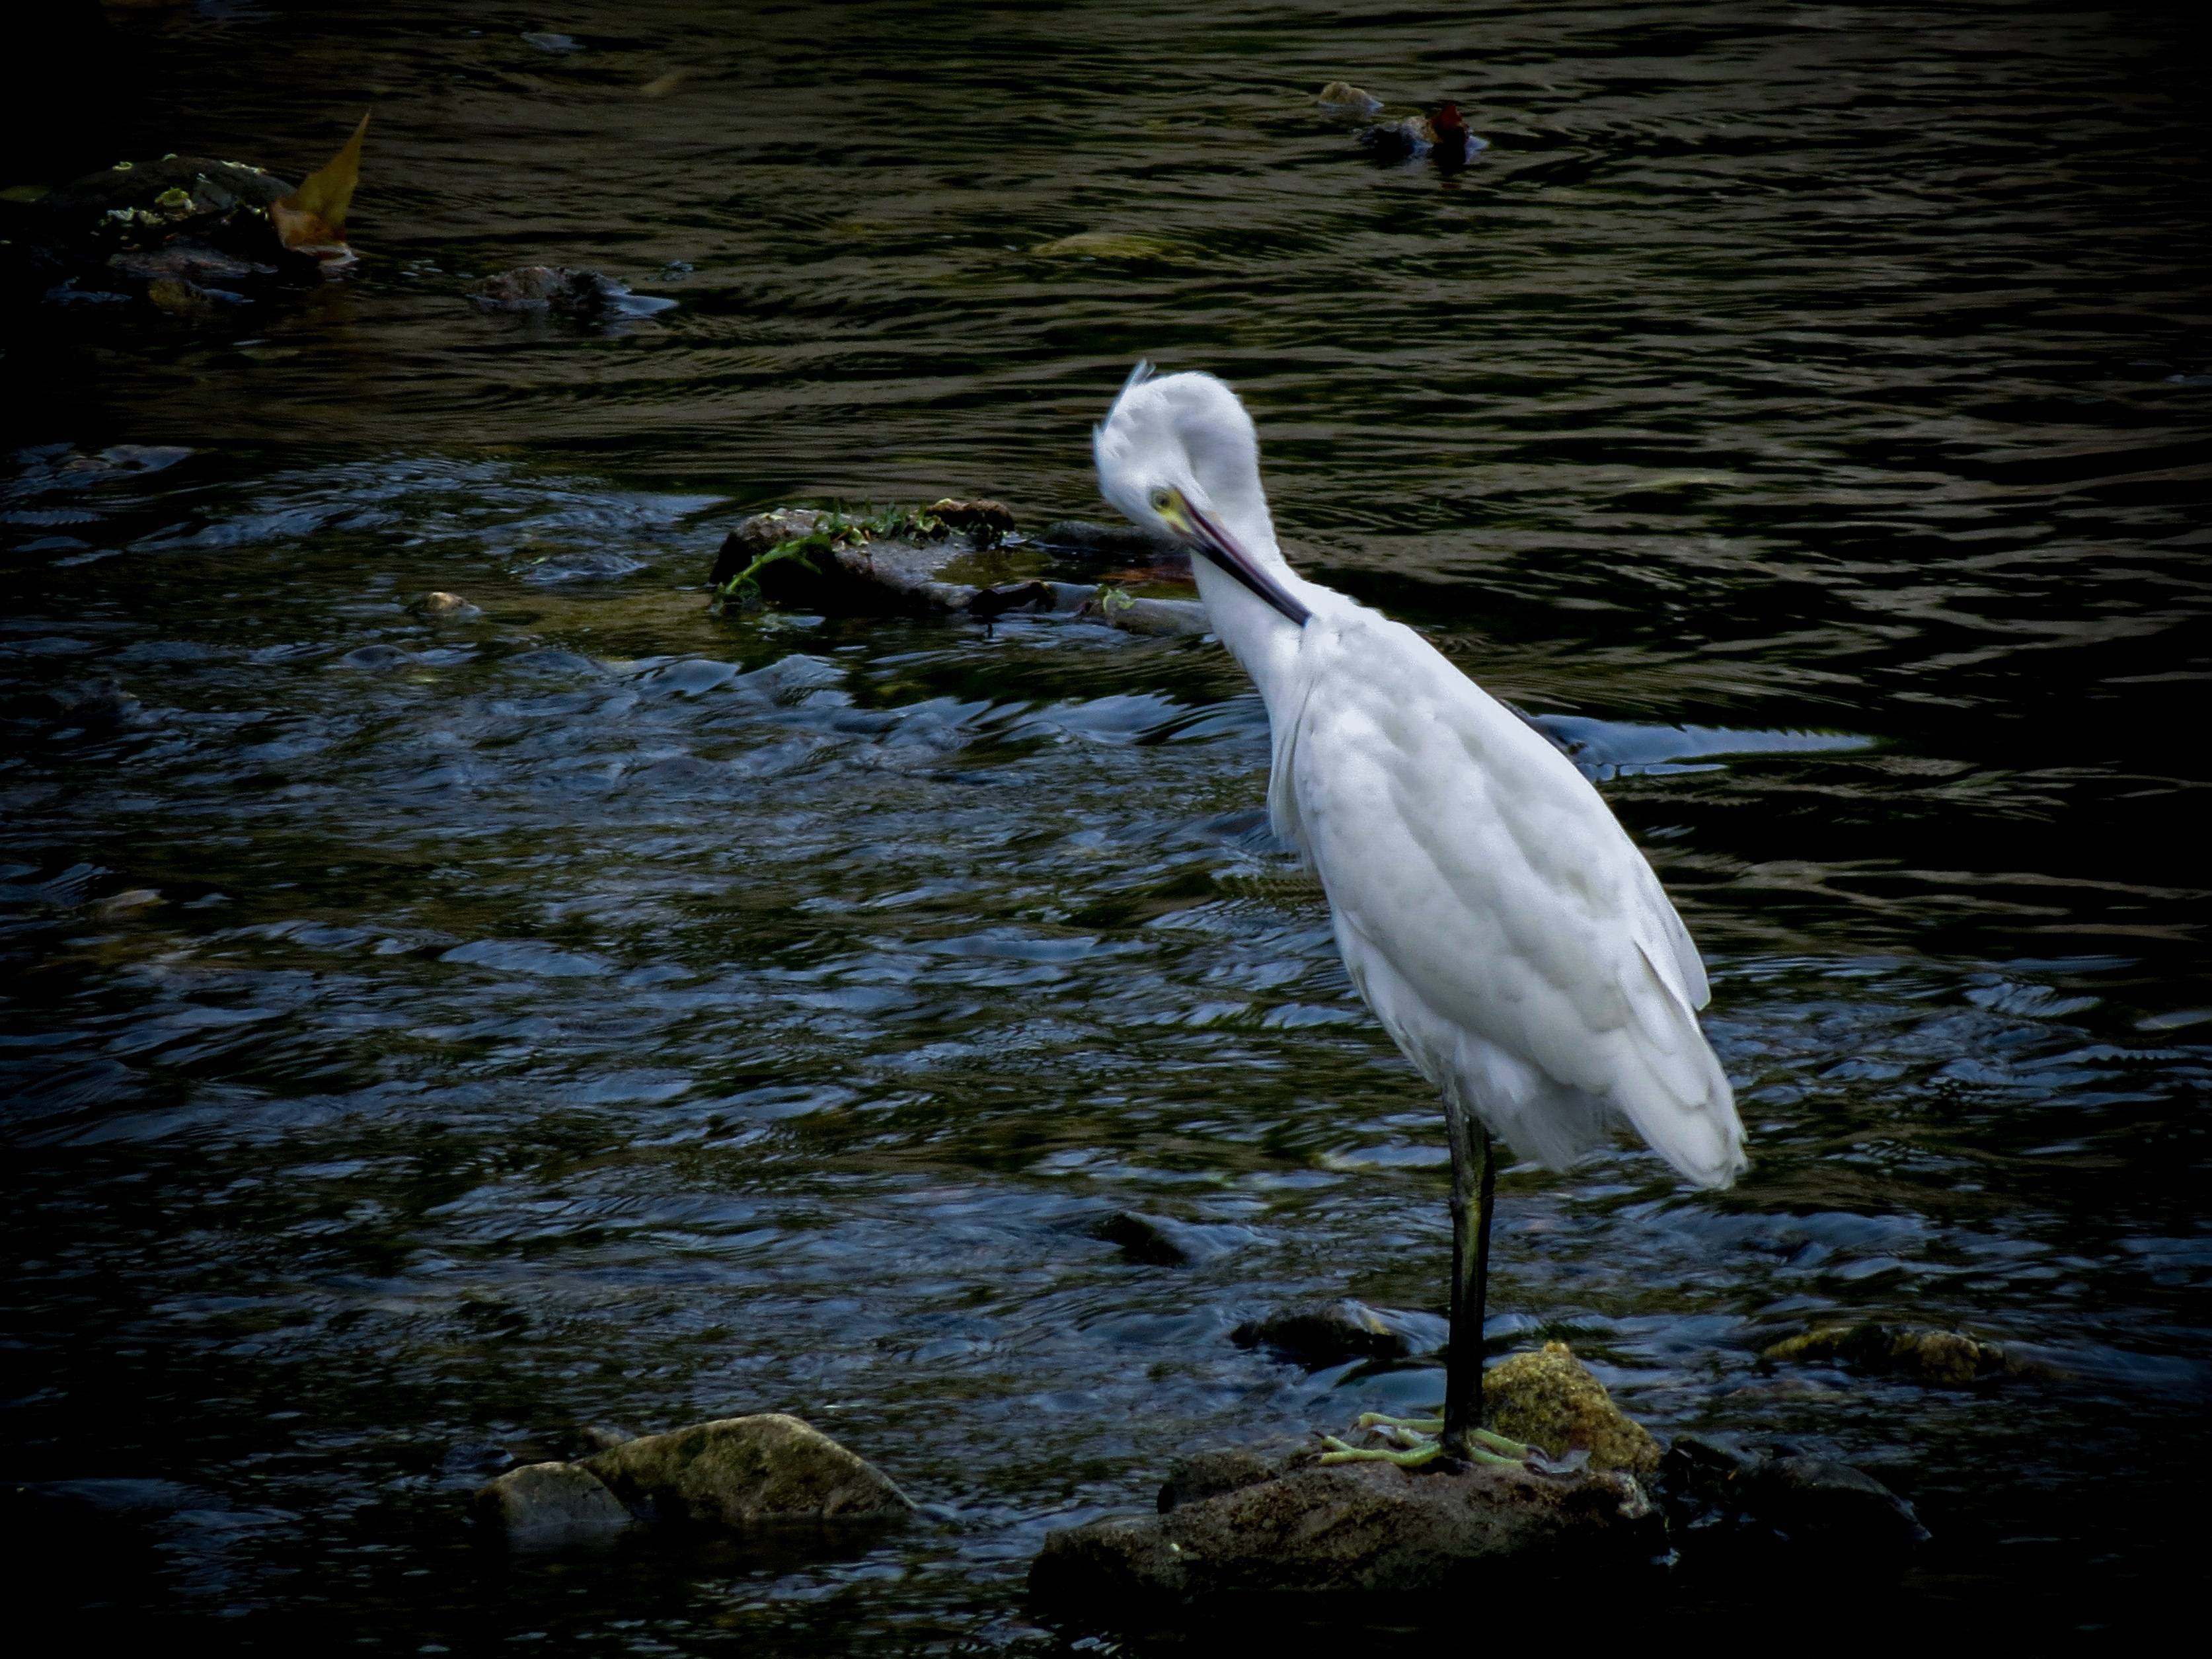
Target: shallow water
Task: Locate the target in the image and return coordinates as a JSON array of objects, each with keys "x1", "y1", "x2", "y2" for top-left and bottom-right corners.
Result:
[{"x1": 4, "y1": 0, "x2": 2208, "y2": 1645}]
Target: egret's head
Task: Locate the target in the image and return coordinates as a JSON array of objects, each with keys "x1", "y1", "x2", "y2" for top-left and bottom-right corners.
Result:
[{"x1": 1093, "y1": 364, "x2": 1309, "y2": 626}]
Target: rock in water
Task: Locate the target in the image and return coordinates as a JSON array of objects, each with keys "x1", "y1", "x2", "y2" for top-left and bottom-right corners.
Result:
[
  {"x1": 1741, "y1": 1455, "x2": 1930, "y2": 1556},
  {"x1": 473, "y1": 1412, "x2": 912, "y2": 1548},
  {"x1": 580, "y1": 1412, "x2": 913, "y2": 1530},
  {"x1": 1483, "y1": 1340, "x2": 1661, "y2": 1474},
  {"x1": 466, "y1": 266, "x2": 674, "y2": 318},
  {"x1": 1761, "y1": 1321, "x2": 2033, "y2": 1386},
  {"x1": 1316, "y1": 81, "x2": 1384, "y2": 115},
  {"x1": 473, "y1": 1461, "x2": 635, "y2": 1548},
  {"x1": 1032, "y1": 1457, "x2": 1661, "y2": 1605},
  {"x1": 1036, "y1": 519, "x2": 1181, "y2": 564},
  {"x1": 1231, "y1": 1300, "x2": 1409, "y2": 1367},
  {"x1": 1656, "y1": 1435, "x2": 1928, "y2": 1564},
  {"x1": 709, "y1": 507, "x2": 1209, "y2": 637}
]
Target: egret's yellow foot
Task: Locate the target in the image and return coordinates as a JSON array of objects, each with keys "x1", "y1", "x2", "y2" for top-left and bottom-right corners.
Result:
[
  {"x1": 1319, "y1": 1422, "x2": 1527, "y2": 1469},
  {"x1": 1317, "y1": 1433, "x2": 1445, "y2": 1468},
  {"x1": 1355, "y1": 1412, "x2": 1444, "y2": 1434}
]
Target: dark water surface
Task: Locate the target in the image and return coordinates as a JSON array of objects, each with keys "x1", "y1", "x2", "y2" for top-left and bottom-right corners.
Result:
[{"x1": 5, "y1": 1, "x2": 2208, "y2": 1646}]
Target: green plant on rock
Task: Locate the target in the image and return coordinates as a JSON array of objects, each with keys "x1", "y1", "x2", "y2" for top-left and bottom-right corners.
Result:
[{"x1": 716, "y1": 504, "x2": 953, "y2": 609}]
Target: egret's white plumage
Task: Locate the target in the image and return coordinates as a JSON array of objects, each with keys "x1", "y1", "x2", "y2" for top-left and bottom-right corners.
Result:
[{"x1": 1095, "y1": 365, "x2": 1744, "y2": 1190}]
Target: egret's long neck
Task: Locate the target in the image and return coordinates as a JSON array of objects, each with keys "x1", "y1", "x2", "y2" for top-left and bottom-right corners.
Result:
[{"x1": 1190, "y1": 500, "x2": 1315, "y2": 713}]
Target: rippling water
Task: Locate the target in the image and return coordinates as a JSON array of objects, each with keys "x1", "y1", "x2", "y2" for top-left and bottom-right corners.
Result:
[{"x1": 4, "y1": 1, "x2": 2207, "y2": 1645}]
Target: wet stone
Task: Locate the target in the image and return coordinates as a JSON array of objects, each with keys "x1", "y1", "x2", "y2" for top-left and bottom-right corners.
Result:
[
  {"x1": 1761, "y1": 1321, "x2": 2034, "y2": 1386},
  {"x1": 1032, "y1": 1455, "x2": 1661, "y2": 1607},
  {"x1": 1094, "y1": 1210, "x2": 1191, "y2": 1266},
  {"x1": 1036, "y1": 518, "x2": 1180, "y2": 563},
  {"x1": 1483, "y1": 1340, "x2": 1661, "y2": 1474},
  {"x1": 710, "y1": 506, "x2": 1208, "y2": 637},
  {"x1": 466, "y1": 266, "x2": 671, "y2": 318},
  {"x1": 472, "y1": 1461, "x2": 634, "y2": 1549},
  {"x1": 412, "y1": 590, "x2": 481, "y2": 620},
  {"x1": 924, "y1": 498, "x2": 1015, "y2": 542},
  {"x1": 580, "y1": 1412, "x2": 914, "y2": 1531},
  {"x1": 1656, "y1": 1435, "x2": 1928, "y2": 1564},
  {"x1": 15, "y1": 157, "x2": 310, "y2": 307},
  {"x1": 109, "y1": 245, "x2": 276, "y2": 286},
  {"x1": 1089, "y1": 1210, "x2": 1255, "y2": 1268},
  {"x1": 1157, "y1": 1442, "x2": 1307, "y2": 1512},
  {"x1": 1231, "y1": 1299, "x2": 1408, "y2": 1367}
]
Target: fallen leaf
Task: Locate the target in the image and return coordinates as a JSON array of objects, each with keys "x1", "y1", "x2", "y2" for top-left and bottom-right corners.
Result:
[{"x1": 271, "y1": 110, "x2": 369, "y2": 259}]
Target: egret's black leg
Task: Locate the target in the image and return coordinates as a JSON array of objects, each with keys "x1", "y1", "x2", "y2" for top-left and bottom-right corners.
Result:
[
  {"x1": 1471, "y1": 1124, "x2": 1496, "y2": 1426},
  {"x1": 1318, "y1": 1110, "x2": 1519, "y2": 1471},
  {"x1": 1441, "y1": 1100, "x2": 1492, "y2": 1458}
]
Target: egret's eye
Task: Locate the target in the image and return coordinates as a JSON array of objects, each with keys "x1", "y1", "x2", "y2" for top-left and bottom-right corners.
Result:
[{"x1": 1148, "y1": 486, "x2": 1175, "y2": 513}]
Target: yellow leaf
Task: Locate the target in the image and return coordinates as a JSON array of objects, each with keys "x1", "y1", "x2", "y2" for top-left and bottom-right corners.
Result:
[{"x1": 272, "y1": 110, "x2": 369, "y2": 254}]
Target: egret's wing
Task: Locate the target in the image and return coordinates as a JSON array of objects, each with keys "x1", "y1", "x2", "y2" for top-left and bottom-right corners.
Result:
[{"x1": 1278, "y1": 603, "x2": 1743, "y2": 1188}]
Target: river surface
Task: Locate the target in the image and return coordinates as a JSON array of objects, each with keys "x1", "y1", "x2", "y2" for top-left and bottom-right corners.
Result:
[{"x1": 4, "y1": 1, "x2": 2207, "y2": 1646}]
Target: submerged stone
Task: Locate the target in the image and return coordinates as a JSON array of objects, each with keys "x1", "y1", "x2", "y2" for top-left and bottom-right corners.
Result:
[
  {"x1": 1483, "y1": 1340, "x2": 1660, "y2": 1474},
  {"x1": 580, "y1": 1412, "x2": 914, "y2": 1531},
  {"x1": 1656, "y1": 1434, "x2": 1928, "y2": 1563},
  {"x1": 1094, "y1": 1210, "x2": 1194, "y2": 1266},
  {"x1": 466, "y1": 266, "x2": 673, "y2": 318},
  {"x1": 1036, "y1": 519, "x2": 1181, "y2": 564},
  {"x1": 1092, "y1": 1210, "x2": 1256, "y2": 1268},
  {"x1": 1761, "y1": 1321, "x2": 2034, "y2": 1386},
  {"x1": 1231, "y1": 1299, "x2": 1408, "y2": 1367},
  {"x1": 1032, "y1": 1455, "x2": 1660, "y2": 1606}
]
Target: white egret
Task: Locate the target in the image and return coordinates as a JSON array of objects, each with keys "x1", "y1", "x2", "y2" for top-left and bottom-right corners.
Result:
[{"x1": 1093, "y1": 366, "x2": 1745, "y2": 1465}]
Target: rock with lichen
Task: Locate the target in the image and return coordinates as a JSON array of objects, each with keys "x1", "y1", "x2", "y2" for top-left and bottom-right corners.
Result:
[
  {"x1": 707, "y1": 506, "x2": 1209, "y2": 637},
  {"x1": 1761, "y1": 1321, "x2": 2038, "y2": 1387},
  {"x1": 579, "y1": 1411, "x2": 913, "y2": 1531},
  {"x1": 473, "y1": 1411, "x2": 912, "y2": 1548},
  {"x1": 6, "y1": 156, "x2": 299, "y2": 306},
  {"x1": 1032, "y1": 1455, "x2": 1661, "y2": 1606},
  {"x1": 1482, "y1": 1340, "x2": 1661, "y2": 1474},
  {"x1": 13, "y1": 114, "x2": 371, "y2": 309}
]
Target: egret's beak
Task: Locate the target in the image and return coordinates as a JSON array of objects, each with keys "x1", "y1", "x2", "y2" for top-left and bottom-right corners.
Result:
[{"x1": 1159, "y1": 495, "x2": 1311, "y2": 627}]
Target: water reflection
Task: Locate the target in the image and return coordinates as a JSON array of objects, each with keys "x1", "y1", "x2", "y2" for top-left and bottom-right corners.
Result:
[{"x1": 3, "y1": 0, "x2": 2207, "y2": 1645}]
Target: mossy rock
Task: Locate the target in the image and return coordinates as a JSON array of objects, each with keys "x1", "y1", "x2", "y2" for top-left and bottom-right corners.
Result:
[
  {"x1": 1484, "y1": 1340, "x2": 1660, "y2": 1474},
  {"x1": 580, "y1": 1411, "x2": 913, "y2": 1530},
  {"x1": 1761, "y1": 1322, "x2": 2024, "y2": 1387}
]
